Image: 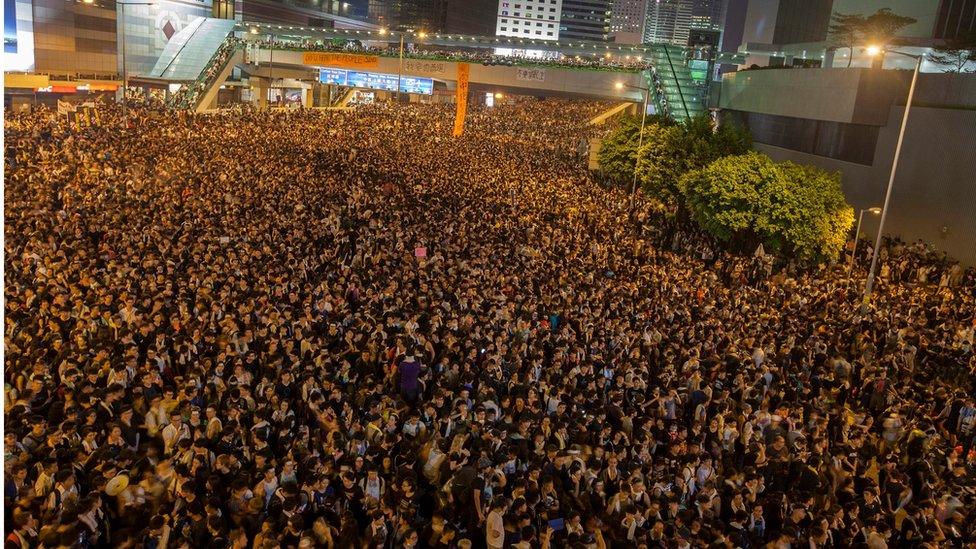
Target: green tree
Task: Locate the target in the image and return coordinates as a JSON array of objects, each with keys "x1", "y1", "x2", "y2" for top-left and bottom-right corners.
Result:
[
  {"x1": 635, "y1": 123, "x2": 690, "y2": 208},
  {"x1": 635, "y1": 113, "x2": 751, "y2": 209},
  {"x1": 680, "y1": 151, "x2": 774, "y2": 245},
  {"x1": 680, "y1": 153, "x2": 854, "y2": 262},
  {"x1": 829, "y1": 12, "x2": 867, "y2": 68},
  {"x1": 757, "y1": 162, "x2": 855, "y2": 261},
  {"x1": 597, "y1": 114, "x2": 676, "y2": 183},
  {"x1": 927, "y1": 32, "x2": 976, "y2": 73}
]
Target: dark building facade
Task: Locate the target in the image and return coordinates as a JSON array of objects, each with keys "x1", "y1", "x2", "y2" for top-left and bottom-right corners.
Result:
[
  {"x1": 445, "y1": 0, "x2": 497, "y2": 35},
  {"x1": 559, "y1": 0, "x2": 612, "y2": 41},
  {"x1": 769, "y1": 0, "x2": 833, "y2": 44},
  {"x1": 934, "y1": 0, "x2": 976, "y2": 39},
  {"x1": 367, "y1": 0, "x2": 447, "y2": 31}
]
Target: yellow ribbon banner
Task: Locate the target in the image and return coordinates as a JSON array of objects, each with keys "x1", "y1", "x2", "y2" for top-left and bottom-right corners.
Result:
[
  {"x1": 301, "y1": 52, "x2": 379, "y2": 69},
  {"x1": 453, "y1": 63, "x2": 470, "y2": 137}
]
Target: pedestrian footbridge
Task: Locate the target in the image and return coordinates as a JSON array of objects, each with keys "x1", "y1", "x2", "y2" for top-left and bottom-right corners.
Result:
[{"x1": 136, "y1": 18, "x2": 718, "y2": 122}]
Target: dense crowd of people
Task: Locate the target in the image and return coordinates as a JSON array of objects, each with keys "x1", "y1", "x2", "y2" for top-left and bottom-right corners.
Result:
[
  {"x1": 244, "y1": 38, "x2": 652, "y2": 72},
  {"x1": 4, "y1": 98, "x2": 975, "y2": 549}
]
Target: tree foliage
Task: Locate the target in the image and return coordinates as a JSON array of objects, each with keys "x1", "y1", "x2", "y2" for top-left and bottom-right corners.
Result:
[
  {"x1": 597, "y1": 114, "x2": 676, "y2": 184},
  {"x1": 634, "y1": 113, "x2": 751, "y2": 209},
  {"x1": 829, "y1": 12, "x2": 867, "y2": 68},
  {"x1": 862, "y1": 8, "x2": 917, "y2": 66},
  {"x1": 862, "y1": 8, "x2": 917, "y2": 45},
  {"x1": 680, "y1": 152, "x2": 854, "y2": 262},
  {"x1": 927, "y1": 32, "x2": 976, "y2": 73},
  {"x1": 829, "y1": 8, "x2": 917, "y2": 67}
]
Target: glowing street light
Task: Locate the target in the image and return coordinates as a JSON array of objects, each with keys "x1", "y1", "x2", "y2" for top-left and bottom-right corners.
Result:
[
  {"x1": 848, "y1": 207, "x2": 883, "y2": 280},
  {"x1": 860, "y1": 45, "x2": 923, "y2": 307},
  {"x1": 614, "y1": 81, "x2": 651, "y2": 197}
]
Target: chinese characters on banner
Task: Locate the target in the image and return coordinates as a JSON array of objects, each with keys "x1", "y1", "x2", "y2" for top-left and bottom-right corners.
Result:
[
  {"x1": 301, "y1": 52, "x2": 379, "y2": 69},
  {"x1": 453, "y1": 63, "x2": 470, "y2": 137},
  {"x1": 516, "y1": 68, "x2": 546, "y2": 82},
  {"x1": 403, "y1": 59, "x2": 446, "y2": 75}
]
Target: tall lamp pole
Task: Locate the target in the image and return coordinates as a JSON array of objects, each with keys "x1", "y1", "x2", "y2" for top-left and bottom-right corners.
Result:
[
  {"x1": 397, "y1": 31, "x2": 404, "y2": 102},
  {"x1": 862, "y1": 47, "x2": 922, "y2": 307},
  {"x1": 615, "y1": 81, "x2": 650, "y2": 196},
  {"x1": 848, "y1": 207, "x2": 882, "y2": 281},
  {"x1": 99, "y1": 0, "x2": 154, "y2": 118},
  {"x1": 393, "y1": 30, "x2": 425, "y2": 103}
]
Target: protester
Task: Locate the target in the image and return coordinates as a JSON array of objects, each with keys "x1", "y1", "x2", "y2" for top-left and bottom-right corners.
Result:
[{"x1": 4, "y1": 98, "x2": 975, "y2": 549}]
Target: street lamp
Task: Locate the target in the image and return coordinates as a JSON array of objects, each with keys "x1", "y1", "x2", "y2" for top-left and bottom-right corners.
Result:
[
  {"x1": 115, "y1": 0, "x2": 155, "y2": 118},
  {"x1": 396, "y1": 31, "x2": 405, "y2": 102},
  {"x1": 861, "y1": 46, "x2": 923, "y2": 307},
  {"x1": 394, "y1": 30, "x2": 426, "y2": 103},
  {"x1": 615, "y1": 81, "x2": 650, "y2": 197},
  {"x1": 848, "y1": 207, "x2": 882, "y2": 280}
]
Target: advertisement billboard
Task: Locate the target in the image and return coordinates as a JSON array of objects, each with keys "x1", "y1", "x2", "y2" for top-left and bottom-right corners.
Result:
[
  {"x1": 319, "y1": 68, "x2": 348, "y2": 86},
  {"x1": 319, "y1": 68, "x2": 433, "y2": 95},
  {"x1": 3, "y1": 0, "x2": 34, "y2": 71}
]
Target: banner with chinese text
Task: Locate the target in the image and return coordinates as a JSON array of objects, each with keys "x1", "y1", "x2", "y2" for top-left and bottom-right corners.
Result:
[
  {"x1": 301, "y1": 52, "x2": 379, "y2": 70},
  {"x1": 453, "y1": 63, "x2": 470, "y2": 137}
]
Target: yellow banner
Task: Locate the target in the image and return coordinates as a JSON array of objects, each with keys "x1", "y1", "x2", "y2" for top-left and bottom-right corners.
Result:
[
  {"x1": 453, "y1": 63, "x2": 470, "y2": 138},
  {"x1": 301, "y1": 52, "x2": 379, "y2": 69}
]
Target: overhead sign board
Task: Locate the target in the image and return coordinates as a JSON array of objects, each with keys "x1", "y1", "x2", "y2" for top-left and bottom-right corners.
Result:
[
  {"x1": 319, "y1": 68, "x2": 348, "y2": 85},
  {"x1": 319, "y1": 68, "x2": 433, "y2": 95}
]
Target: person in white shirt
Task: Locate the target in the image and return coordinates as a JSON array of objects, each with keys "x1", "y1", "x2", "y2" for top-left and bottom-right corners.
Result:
[
  {"x1": 485, "y1": 497, "x2": 507, "y2": 549},
  {"x1": 161, "y1": 413, "x2": 189, "y2": 455}
]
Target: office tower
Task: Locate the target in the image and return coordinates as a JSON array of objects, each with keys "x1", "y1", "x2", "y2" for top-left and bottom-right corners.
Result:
[
  {"x1": 934, "y1": 0, "x2": 976, "y2": 39},
  {"x1": 496, "y1": 0, "x2": 562, "y2": 40},
  {"x1": 446, "y1": 0, "x2": 498, "y2": 35},
  {"x1": 368, "y1": 0, "x2": 448, "y2": 32},
  {"x1": 644, "y1": 0, "x2": 693, "y2": 45},
  {"x1": 690, "y1": 0, "x2": 727, "y2": 32},
  {"x1": 559, "y1": 0, "x2": 612, "y2": 41},
  {"x1": 610, "y1": 0, "x2": 647, "y2": 43}
]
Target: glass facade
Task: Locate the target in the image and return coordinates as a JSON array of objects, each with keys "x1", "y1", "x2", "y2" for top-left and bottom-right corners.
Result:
[{"x1": 559, "y1": 0, "x2": 611, "y2": 42}]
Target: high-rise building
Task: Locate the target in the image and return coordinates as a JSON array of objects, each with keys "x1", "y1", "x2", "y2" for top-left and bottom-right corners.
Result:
[
  {"x1": 559, "y1": 0, "x2": 612, "y2": 42},
  {"x1": 495, "y1": 0, "x2": 562, "y2": 41},
  {"x1": 367, "y1": 0, "x2": 448, "y2": 32},
  {"x1": 610, "y1": 0, "x2": 646, "y2": 43},
  {"x1": 445, "y1": 0, "x2": 498, "y2": 35},
  {"x1": 644, "y1": 0, "x2": 693, "y2": 45},
  {"x1": 934, "y1": 0, "x2": 976, "y2": 39},
  {"x1": 690, "y1": 0, "x2": 727, "y2": 32}
]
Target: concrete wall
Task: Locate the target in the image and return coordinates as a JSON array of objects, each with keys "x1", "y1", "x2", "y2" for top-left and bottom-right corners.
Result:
[
  {"x1": 754, "y1": 105, "x2": 976, "y2": 265},
  {"x1": 722, "y1": 69, "x2": 976, "y2": 124}
]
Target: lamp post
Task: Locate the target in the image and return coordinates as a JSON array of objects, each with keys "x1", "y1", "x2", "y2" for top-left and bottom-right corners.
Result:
[
  {"x1": 114, "y1": 0, "x2": 155, "y2": 118},
  {"x1": 848, "y1": 207, "x2": 882, "y2": 281},
  {"x1": 861, "y1": 46, "x2": 923, "y2": 307},
  {"x1": 268, "y1": 32, "x2": 275, "y2": 107},
  {"x1": 84, "y1": 0, "x2": 157, "y2": 116},
  {"x1": 395, "y1": 30, "x2": 426, "y2": 103},
  {"x1": 397, "y1": 31, "x2": 404, "y2": 102},
  {"x1": 615, "y1": 81, "x2": 650, "y2": 196}
]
